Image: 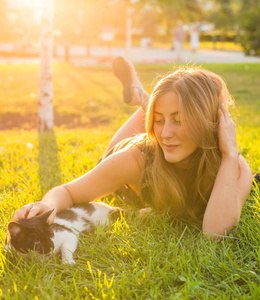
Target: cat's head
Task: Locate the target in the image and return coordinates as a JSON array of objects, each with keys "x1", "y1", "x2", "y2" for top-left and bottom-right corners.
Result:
[{"x1": 6, "y1": 210, "x2": 54, "y2": 257}]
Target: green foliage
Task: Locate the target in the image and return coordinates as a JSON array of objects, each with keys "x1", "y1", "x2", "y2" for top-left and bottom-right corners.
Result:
[
  {"x1": 240, "y1": 4, "x2": 260, "y2": 55},
  {"x1": 153, "y1": 0, "x2": 204, "y2": 38},
  {"x1": 207, "y1": 0, "x2": 235, "y2": 30},
  {"x1": 205, "y1": 0, "x2": 260, "y2": 55},
  {"x1": 0, "y1": 63, "x2": 260, "y2": 299}
]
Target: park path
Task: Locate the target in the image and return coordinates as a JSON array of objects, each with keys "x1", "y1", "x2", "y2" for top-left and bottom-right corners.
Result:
[
  {"x1": 70, "y1": 45, "x2": 260, "y2": 65},
  {"x1": 1, "y1": 45, "x2": 260, "y2": 65}
]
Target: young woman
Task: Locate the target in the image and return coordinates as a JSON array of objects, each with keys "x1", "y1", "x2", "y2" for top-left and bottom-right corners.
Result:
[
  {"x1": 190, "y1": 25, "x2": 200, "y2": 54},
  {"x1": 14, "y1": 57, "x2": 253, "y2": 239}
]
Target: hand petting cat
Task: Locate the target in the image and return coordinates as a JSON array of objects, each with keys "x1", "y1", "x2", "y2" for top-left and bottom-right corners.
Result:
[{"x1": 13, "y1": 202, "x2": 56, "y2": 224}]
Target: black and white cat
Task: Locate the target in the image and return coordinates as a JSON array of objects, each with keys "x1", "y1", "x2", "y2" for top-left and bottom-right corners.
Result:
[{"x1": 5, "y1": 202, "x2": 124, "y2": 264}]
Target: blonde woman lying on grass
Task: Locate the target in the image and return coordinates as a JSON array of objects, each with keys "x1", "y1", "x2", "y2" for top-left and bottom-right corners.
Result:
[{"x1": 14, "y1": 57, "x2": 255, "y2": 240}]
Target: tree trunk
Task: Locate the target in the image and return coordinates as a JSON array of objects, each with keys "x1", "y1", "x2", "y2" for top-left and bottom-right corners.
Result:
[{"x1": 38, "y1": 0, "x2": 54, "y2": 132}]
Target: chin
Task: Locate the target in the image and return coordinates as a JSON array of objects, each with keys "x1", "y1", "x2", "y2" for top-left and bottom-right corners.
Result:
[
  {"x1": 164, "y1": 154, "x2": 181, "y2": 163},
  {"x1": 163, "y1": 152, "x2": 192, "y2": 166}
]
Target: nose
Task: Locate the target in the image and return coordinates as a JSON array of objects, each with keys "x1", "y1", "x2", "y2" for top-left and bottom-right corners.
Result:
[{"x1": 161, "y1": 121, "x2": 174, "y2": 139}]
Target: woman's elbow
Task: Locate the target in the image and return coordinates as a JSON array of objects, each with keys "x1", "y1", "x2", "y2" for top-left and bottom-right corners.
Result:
[
  {"x1": 202, "y1": 222, "x2": 238, "y2": 241},
  {"x1": 203, "y1": 230, "x2": 225, "y2": 241}
]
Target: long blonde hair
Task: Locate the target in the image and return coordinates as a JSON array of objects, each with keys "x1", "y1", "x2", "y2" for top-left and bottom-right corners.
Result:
[{"x1": 144, "y1": 67, "x2": 234, "y2": 222}]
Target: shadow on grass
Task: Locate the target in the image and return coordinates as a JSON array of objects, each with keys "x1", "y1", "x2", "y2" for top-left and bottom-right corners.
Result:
[{"x1": 38, "y1": 131, "x2": 62, "y2": 196}]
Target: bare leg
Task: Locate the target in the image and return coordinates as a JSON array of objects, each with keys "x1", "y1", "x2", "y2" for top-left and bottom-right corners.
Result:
[
  {"x1": 106, "y1": 107, "x2": 145, "y2": 151},
  {"x1": 102, "y1": 57, "x2": 149, "y2": 155}
]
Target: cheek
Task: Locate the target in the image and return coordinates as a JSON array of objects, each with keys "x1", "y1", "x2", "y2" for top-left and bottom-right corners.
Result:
[
  {"x1": 172, "y1": 126, "x2": 184, "y2": 140},
  {"x1": 179, "y1": 130, "x2": 197, "y2": 149},
  {"x1": 186, "y1": 138, "x2": 198, "y2": 152}
]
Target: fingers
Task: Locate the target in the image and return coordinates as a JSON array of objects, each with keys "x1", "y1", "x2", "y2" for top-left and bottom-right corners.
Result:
[
  {"x1": 218, "y1": 106, "x2": 237, "y2": 156},
  {"x1": 13, "y1": 202, "x2": 56, "y2": 224},
  {"x1": 13, "y1": 203, "x2": 34, "y2": 221},
  {"x1": 13, "y1": 202, "x2": 43, "y2": 222},
  {"x1": 219, "y1": 106, "x2": 234, "y2": 123},
  {"x1": 27, "y1": 204, "x2": 42, "y2": 219}
]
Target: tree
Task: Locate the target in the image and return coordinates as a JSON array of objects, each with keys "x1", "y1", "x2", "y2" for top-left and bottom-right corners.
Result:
[
  {"x1": 145, "y1": 0, "x2": 204, "y2": 39},
  {"x1": 137, "y1": 5, "x2": 161, "y2": 39},
  {"x1": 206, "y1": 0, "x2": 238, "y2": 44},
  {"x1": 239, "y1": 0, "x2": 260, "y2": 55},
  {"x1": 38, "y1": 0, "x2": 54, "y2": 132}
]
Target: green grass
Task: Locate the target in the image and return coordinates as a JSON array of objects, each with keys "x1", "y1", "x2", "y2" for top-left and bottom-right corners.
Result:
[{"x1": 0, "y1": 63, "x2": 260, "y2": 299}]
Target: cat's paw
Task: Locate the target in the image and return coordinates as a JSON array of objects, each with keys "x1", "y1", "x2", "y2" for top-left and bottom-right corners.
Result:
[
  {"x1": 62, "y1": 257, "x2": 75, "y2": 265},
  {"x1": 138, "y1": 207, "x2": 152, "y2": 218}
]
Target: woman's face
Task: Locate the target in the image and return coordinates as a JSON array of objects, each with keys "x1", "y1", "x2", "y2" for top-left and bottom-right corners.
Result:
[{"x1": 153, "y1": 91, "x2": 198, "y2": 167}]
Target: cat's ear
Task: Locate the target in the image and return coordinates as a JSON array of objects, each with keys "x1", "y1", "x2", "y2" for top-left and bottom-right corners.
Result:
[
  {"x1": 36, "y1": 209, "x2": 54, "y2": 223},
  {"x1": 8, "y1": 222, "x2": 23, "y2": 237}
]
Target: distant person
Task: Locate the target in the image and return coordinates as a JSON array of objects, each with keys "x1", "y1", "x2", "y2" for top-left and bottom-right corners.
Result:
[
  {"x1": 212, "y1": 35, "x2": 217, "y2": 50},
  {"x1": 173, "y1": 22, "x2": 186, "y2": 62},
  {"x1": 190, "y1": 25, "x2": 200, "y2": 54},
  {"x1": 14, "y1": 56, "x2": 255, "y2": 240}
]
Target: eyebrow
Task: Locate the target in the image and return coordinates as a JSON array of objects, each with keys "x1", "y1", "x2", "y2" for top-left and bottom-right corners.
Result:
[{"x1": 154, "y1": 111, "x2": 179, "y2": 116}]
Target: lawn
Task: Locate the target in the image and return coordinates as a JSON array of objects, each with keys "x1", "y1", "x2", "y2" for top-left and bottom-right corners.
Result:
[{"x1": 0, "y1": 62, "x2": 260, "y2": 299}]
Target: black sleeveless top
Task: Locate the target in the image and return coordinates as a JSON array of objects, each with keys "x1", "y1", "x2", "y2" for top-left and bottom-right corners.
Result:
[{"x1": 114, "y1": 142, "x2": 154, "y2": 208}]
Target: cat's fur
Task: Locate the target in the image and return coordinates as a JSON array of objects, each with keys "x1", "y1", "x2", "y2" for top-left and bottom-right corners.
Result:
[{"x1": 5, "y1": 202, "x2": 123, "y2": 264}]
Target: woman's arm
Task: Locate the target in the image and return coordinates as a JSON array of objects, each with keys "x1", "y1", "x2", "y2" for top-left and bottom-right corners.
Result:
[
  {"x1": 13, "y1": 146, "x2": 144, "y2": 224},
  {"x1": 202, "y1": 154, "x2": 252, "y2": 239},
  {"x1": 202, "y1": 107, "x2": 252, "y2": 239}
]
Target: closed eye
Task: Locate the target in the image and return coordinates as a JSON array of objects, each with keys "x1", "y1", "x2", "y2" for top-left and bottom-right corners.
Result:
[
  {"x1": 154, "y1": 120, "x2": 164, "y2": 124},
  {"x1": 154, "y1": 119, "x2": 181, "y2": 125},
  {"x1": 173, "y1": 120, "x2": 181, "y2": 125}
]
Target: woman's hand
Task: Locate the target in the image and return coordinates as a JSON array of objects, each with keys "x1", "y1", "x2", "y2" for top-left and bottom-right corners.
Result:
[
  {"x1": 218, "y1": 106, "x2": 238, "y2": 157},
  {"x1": 13, "y1": 202, "x2": 56, "y2": 224}
]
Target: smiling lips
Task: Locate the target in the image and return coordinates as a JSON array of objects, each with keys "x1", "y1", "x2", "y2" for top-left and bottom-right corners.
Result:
[{"x1": 163, "y1": 144, "x2": 179, "y2": 151}]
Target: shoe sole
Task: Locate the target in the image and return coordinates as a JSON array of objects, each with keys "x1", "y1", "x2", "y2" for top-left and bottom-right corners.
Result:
[{"x1": 112, "y1": 56, "x2": 132, "y2": 104}]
